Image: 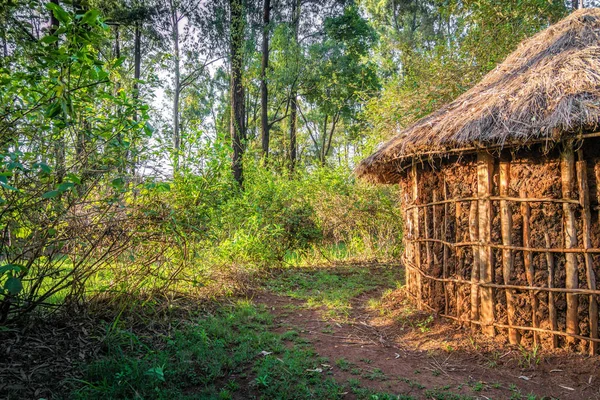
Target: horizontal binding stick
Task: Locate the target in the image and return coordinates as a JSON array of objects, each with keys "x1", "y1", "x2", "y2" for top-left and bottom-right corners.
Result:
[
  {"x1": 403, "y1": 260, "x2": 600, "y2": 295},
  {"x1": 404, "y1": 289, "x2": 600, "y2": 344},
  {"x1": 408, "y1": 238, "x2": 600, "y2": 254},
  {"x1": 418, "y1": 302, "x2": 600, "y2": 344},
  {"x1": 404, "y1": 196, "x2": 580, "y2": 210}
]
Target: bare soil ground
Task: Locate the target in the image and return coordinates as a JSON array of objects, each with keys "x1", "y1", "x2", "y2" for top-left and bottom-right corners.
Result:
[{"x1": 252, "y1": 285, "x2": 600, "y2": 400}]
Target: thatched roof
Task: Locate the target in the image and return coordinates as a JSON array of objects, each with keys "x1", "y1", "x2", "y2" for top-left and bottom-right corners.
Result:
[{"x1": 358, "y1": 8, "x2": 600, "y2": 183}]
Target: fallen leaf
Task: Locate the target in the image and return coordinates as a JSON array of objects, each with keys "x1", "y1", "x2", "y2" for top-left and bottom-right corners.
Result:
[
  {"x1": 558, "y1": 385, "x2": 575, "y2": 391},
  {"x1": 305, "y1": 368, "x2": 323, "y2": 373}
]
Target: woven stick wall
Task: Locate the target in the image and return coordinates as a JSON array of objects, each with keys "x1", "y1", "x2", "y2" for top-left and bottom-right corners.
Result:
[{"x1": 401, "y1": 140, "x2": 600, "y2": 354}]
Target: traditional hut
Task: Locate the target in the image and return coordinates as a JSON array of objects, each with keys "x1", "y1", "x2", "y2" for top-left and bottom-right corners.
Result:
[{"x1": 357, "y1": 8, "x2": 600, "y2": 353}]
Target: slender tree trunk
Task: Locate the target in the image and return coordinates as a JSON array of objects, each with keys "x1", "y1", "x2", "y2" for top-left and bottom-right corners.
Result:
[
  {"x1": 1, "y1": 25, "x2": 8, "y2": 59},
  {"x1": 260, "y1": 0, "x2": 270, "y2": 159},
  {"x1": 230, "y1": 0, "x2": 246, "y2": 186},
  {"x1": 114, "y1": 25, "x2": 120, "y2": 58},
  {"x1": 323, "y1": 112, "x2": 339, "y2": 163},
  {"x1": 171, "y1": 3, "x2": 181, "y2": 175},
  {"x1": 573, "y1": 0, "x2": 584, "y2": 9},
  {"x1": 131, "y1": 22, "x2": 141, "y2": 177},
  {"x1": 288, "y1": 0, "x2": 300, "y2": 172},
  {"x1": 49, "y1": 0, "x2": 65, "y2": 184},
  {"x1": 320, "y1": 114, "x2": 328, "y2": 164}
]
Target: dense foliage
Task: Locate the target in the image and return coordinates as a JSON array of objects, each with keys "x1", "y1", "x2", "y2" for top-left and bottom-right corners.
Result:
[{"x1": 1, "y1": 0, "x2": 592, "y2": 322}]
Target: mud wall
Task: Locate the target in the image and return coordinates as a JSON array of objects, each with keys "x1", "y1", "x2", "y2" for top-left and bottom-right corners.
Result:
[{"x1": 399, "y1": 139, "x2": 600, "y2": 353}]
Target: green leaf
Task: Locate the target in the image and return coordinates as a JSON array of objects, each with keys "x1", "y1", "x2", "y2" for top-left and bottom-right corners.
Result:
[
  {"x1": 111, "y1": 177, "x2": 124, "y2": 188},
  {"x1": 58, "y1": 182, "x2": 75, "y2": 192},
  {"x1": 33, "y1": 162, "x2": 52, "y2": 174},
  {"x1": 0, "y1": 264, "x2": 23, "y2": 275},
  {"x1": 66, "y1": 173, "x2": 81, "y2": 184},
  {"x1": 81, "y1": 9, "x2": 99, "y2": 26},
  {"x1": 46, "y1": 2, "x2": 70, "y2": 24},
  {"x1": 44, "y1": 101, "x2": 62, "y2": 119},
  {"x1": 0, "y1": 181, "x2": 18, "y2": 191},
  {"x1": 143, "y1": 122, "x2": 154, "y2": 137},
  {"x1": 41, "y1": 35, "x2": 59, "y2": 44},
  {"x1": 113, "y1": 56, "x2": 126, "y2": 68},
  {"x1": 4, "y1": 277, "x2": 23, "y2": 295},
  {"x1": 42, "y1": 190, "x2": 60, "y2": 199},
  {"x1": 145, "y1": 366, "x2": 165, "y2": 382}
]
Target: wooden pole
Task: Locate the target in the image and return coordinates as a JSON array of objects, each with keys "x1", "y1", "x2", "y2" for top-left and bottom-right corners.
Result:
[
  {"x1": 404, "y1": 193, "x2": 413, "y2": 296},
  {"x1": 500, "y1": 161, "x2": 519, "y2": 344},
  {"x1": 443, "y1": 180, "x2": 450, "y2": 317},
  {"x1": 521, "y1": 187, "x2": 539, "y2": 346},
  {"x1": 456, "y1": 201, "x2": 465, "y2": 323},
  {"x1": 469, "y1": 200, "x2": 480, "y2": 330},
  {"x1": 433, "y1": 190, "x2": 442, "y2": 312},
  {"x1": 477, "y1": 152, "x2": 495, "y2": 337},
  {"x1": 544, "y1": 228, "x2": 559, "y2": 349},
  {"x1": 576, "y1": 151, "x2": 598, "y2": 355},
  {"x1": 561, "y1": 143, "x2": 579, "y2": 345},
  {"x1": 412, "y1": 162, "x2": 423, "y2": 310}
]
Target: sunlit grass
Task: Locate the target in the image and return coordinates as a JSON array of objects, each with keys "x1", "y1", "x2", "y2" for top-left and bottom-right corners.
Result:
[{"x1": 266, "y1": 265, "x2": 403, "y2": 318}]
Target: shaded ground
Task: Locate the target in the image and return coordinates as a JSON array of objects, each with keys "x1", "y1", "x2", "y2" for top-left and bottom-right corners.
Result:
[{"x1": 2, "y1": 263, "x2": 600, "y2": 399}]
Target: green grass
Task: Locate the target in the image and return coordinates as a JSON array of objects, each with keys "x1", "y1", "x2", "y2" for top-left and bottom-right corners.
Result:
[
  {"x1": 347, "y1": 378, "x2": 415, "y2": 400},
  {"x1": 266, "y1": 266, "x2": 402, "y2": 318},
  {"x1": 73, "y1": 297, "x2": 422, "y2": 400},
  {"x1": 72, "y1": 300, "x2": 345, "y2": 399}
]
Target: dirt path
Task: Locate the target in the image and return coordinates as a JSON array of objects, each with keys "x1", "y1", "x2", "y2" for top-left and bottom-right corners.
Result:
[{"x1": 253, "y1": 283, "x2": 600, "y2": 400}]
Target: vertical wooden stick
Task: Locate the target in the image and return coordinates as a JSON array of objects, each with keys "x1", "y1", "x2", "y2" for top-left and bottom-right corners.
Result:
[
  {"x1": 456, "y1": 201, "x2": 465, "y2": 322},
  {"x1": 561, "y1": 143, "x2": 579, "y2": 345},
  {"x1": 577, "y1": 151, "x2": 598, "y2": 355},
  {"x1": 521, "y1": 187, "x2": 539, "y2": 346},
  {"x1": 432, "y1": 190, "x2": 440, "y2": 311},
  {"x1": 477, "y1": 152, "x2": 495, "y2": 337},
  {"x1": 500, "y1": 161, "x2": 520, "y2": 345},
  {"x1": 404, "y1": 189, "x2": 413, "y2": 296},
  {"x1": 443, "y1": 180, "x2": 450, "y2": 317},
  {"x1": 469, "y1": 200, "x2": 480, "y2": 330},
  {"x1": 544, "y1": 229, "x2": 559, "y2": 348},
  {"x1": 412, "y1": 163, "x2": 423, "y2": 310},
  {"x1": 424, "y1": 194, "x2": 432, "y2": 304}
]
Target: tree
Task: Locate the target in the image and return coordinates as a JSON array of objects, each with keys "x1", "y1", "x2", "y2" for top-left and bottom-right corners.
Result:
[
  {"x1": 300, "y1": 6, "x2": 379, "y2": 165},
  {"x1": 260, "y1": 0, "x2": 271, "y2": 158},
  {"x1": 230, "y1": 0, "x2": 246, "y2": 185},
  {"x1": 288, "y1": 0, "x2": 300, "y2": 171}
]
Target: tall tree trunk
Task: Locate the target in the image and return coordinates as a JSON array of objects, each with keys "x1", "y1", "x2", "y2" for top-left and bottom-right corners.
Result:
[
  {"x1": 131, "y1": 22, "x2": 141, "y2": 177},
  {"x1": 320, "y1": 114, "x2": 328, "y2": 165},
  {"x1": 288, "y1": 0, "x2": 300, "y2": 172},
  {"x1": 230, "y1": 0, "x2": 246, "y2": 186},
  {"x1": 170, "y1": 3, "x2": 181, "y2": 175},
  {"x1": 260, "y1": 0, "x2": 270, "y2": 159},
  {"x1": 49, "y1": 0, "x2": 65, "y2": 184},
  {"x1": 573, "y1": 0, "x2": 584, "y2": 9},
  {"x1": 114, "y1": 25, "x2": 120, "y2": 58}
]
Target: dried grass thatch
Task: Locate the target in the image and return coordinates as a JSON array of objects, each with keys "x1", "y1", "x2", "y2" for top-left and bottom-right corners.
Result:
[{"x1": 358, "y1": 8, "x2": 600, "y2": 183}]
